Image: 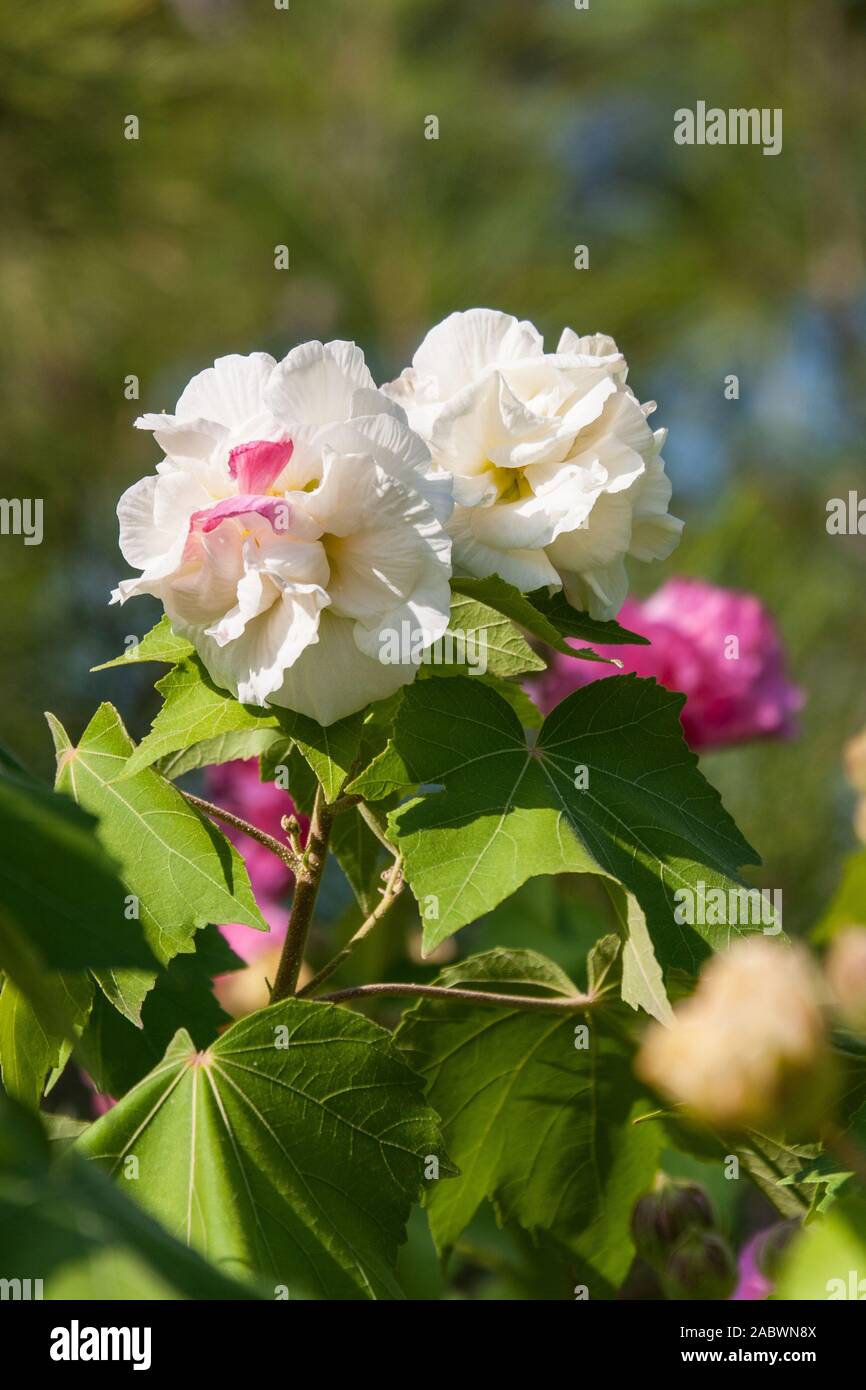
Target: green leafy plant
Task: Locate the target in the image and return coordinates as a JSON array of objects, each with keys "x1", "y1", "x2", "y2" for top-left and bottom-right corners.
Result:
[{"x1": 4, "y1": 565, "x2": 861, "y2": 1302}]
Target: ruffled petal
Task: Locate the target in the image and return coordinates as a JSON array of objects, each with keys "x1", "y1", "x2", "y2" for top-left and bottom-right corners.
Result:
[
  {"x1": 410, "y1": 308, "x2": 544, "y2": 398},
  {"x1": 266, "y1": 340, "x2": 376, "y2": 426},
  {"x1": 174, "y1": 353, "x2": 276, "y2": 428},
  {"x1": 269, "y1": 610, "x2": 416, "y2": 725}
]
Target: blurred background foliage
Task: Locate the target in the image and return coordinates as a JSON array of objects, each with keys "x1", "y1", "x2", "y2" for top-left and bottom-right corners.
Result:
[
  {"x1": 2, "y1": 0, "x2": 866, "y2": 1301},
  {"x1": 2, "y1": 0, "x2": 866, "y2": 969}
]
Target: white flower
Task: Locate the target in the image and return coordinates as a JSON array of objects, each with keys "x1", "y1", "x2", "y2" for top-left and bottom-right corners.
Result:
[
  {"x1": 113, "y1": 343, "x2": 453, "y2": 725},
  {"x1": 385, "y1": 308, "x2": 682, "y2": 618},
  {"x1": 637, "y1": 939, "x2": 836, "y2": 1134}
]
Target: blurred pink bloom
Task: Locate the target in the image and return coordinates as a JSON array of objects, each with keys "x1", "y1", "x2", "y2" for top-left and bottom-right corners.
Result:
[
  {"x1": 205, "y1": 759, "x2": 305, "y2": 961},
  {"x1": 83, "y1": 1071, "x2": 115, "y2": 1118},
  {"x1": 730, "y1": 1230, "x2": 774, "y2": 1301},
  {"x1": 532, "y1": 578, "x2": 803, "y2": 750}
]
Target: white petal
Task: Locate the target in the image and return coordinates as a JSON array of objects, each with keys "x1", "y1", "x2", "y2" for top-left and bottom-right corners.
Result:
[
  {"x1": 546, "y1": 487, "x2": 635, "y2": 574},
  {"x1": 164, "y1": 521, "x2": 247, "y2": 630},
  {"x1": 429, "y1": 371, "x2": 541, "y2": 477},
  {"x1": 562, "y1": 559, "x2": 629, "y2": 620},
  {"x1": 266, "y1": 340, "x2": 375, "y2": 426},
  {"x1": 116, "y1": 471, "x2": 209, "y2": 581},
  {"x1": 556, "y1": 327, "x2": 623, "y2": 362},
  {"x1": 630, "y1": 510, "x2": 684, "y2": 563},
  {"x1": 269, "y1": 610, "x2": 415, "y2": 724},
  {"x1": 628, "y1": 453, "x2": 683, "y2": 561},
  {"x1": 134, "y1": 414, "x2": 226, "y2": 461},
  {"x1": 339, "y1": 412, "x2": 454, "y2": 524},
  {"x1": 449, "y1": 508, "x2": 559, "y2": 590},
  {"x1": 411, "y1": 308, "x2": 544, "y2": 399},
  {"x1": 116, "y1": 475, "x2": 165, "y2": 570},
  {"x1": 175, "y1": 353, "x2": 276, "y2": 428},
  {"x1": 350, "y1": 386, "x2": 407, "y2": 423},
  {"x1": 199, "y1": 584, "x2": 329, "y2": 707},
  {"x1": 468, "y1": 491, "x2": 561, "y2": 553}
]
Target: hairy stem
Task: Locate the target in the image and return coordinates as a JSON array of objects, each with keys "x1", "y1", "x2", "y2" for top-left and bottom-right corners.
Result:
[
  {"x1": 298, "y1": 855, "x2": 405, "y2": 998},
  {"x1": 271, "y1": 784, "x2": 334, "y2": 1001},
  {"x1": 317, "y1": 981, "x2": 595, "y2": 1011},
  {"x1": 182, "y1": 789, "x2": 301, "y2": 871}
]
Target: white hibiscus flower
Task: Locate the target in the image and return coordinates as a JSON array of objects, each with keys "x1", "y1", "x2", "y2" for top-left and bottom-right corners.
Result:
[
  {"x1": 112, "y1": 343, "x2": 453, "y2": 725},
  {"x1": 385, "y1": 308, "x2": 682, "y2": 619}
]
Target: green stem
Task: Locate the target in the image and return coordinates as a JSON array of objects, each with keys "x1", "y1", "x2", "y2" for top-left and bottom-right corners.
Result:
[
  {"x1": 298, "y1": 855, "x2": 404, "y2": 998},
  {"x1": 357, "y1": 801, "x2": 398, "y2": 855},
  {"x1": 317, "y1": 981, "x2": 595, "y2": 1011},
  {"x1": 271, "y1": 784, "x2": 334, "y2": 1001}
]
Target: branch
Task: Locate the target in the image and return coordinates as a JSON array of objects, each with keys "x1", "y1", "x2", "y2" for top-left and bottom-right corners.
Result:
[
  {"x1": 317, "y1": 981, "x2": 595, "y2": 1012},
  {"x1": 357, "y1": 801, "x2": 398, "y2": 855},
  {"x1": 182, "y1": 789, "x2": 302, "y2": 872},
  {"x1": 271, "y1": 784, "x2": 334, "y2": 1000},
  {"x1": 297, "y1": 855, "x2": 405, "y2": 998}
]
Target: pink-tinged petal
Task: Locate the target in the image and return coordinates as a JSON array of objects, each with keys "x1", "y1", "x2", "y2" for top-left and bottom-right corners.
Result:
[
  {"x1": 227, "y1": 438, "x2": 294, "y2": 494},
  {"x1": 189, "y1": 494, "x2": 294, "y2": 536}
]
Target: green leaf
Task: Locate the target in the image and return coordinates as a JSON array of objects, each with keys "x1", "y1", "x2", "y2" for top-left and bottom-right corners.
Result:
[
  {"x1": 0, "y1": 761, "x2": 154, "y2": 978},
  {"x1": 91, "y1": 614, "x2": 194, "y2": 670},
  {"x1": 120, "y1": 658, "x2": 280, "y2": 778},
  {"x1": 778, "y1": 1153, "x2": 855, "y2": 1216},
  {"x1": 122, "y1": 656, "x2": 362, "y2": 802},
  {"x1": 525, "y1": 586, "x2": 650, "y2": 647},
  {"x1": 776, "y1": 1194, "x2": 866, "y2": 1299},
  {"x1": 813, "y1": 848, "x2": 866, "y2": 944},
  {"x1": 292, "y1": 712, "x2": 364, "y2": 803},
  {"x1": 330, "y1": 806, "x2": 385, "y2": 914},
  {"x1": 777, "y1": 1095, "x2": 866, "y2": 1214},
  {"x1": 48, "y1": 703, "x2": 267, "y2": 1020},
  {"x1": 80, "y1": 927, "x2": 242, "y2": 1098},
  {"x1": 396, "y1": 948, "x2": 662, "y2": 1293},
  {"x1": 261, "y1": 741, "x2": 317, "y2": 815},
  {"x1": 604, "y1": 883, "x2": 673, "y2": 1023},
  {"x1": 478, "y1": 676, "x2": 544, "y2": 729},
  {"x1": 76, "y1": 999, "x2": 451, "y2": 1298},
  {"x1": 358, "y1": 675, "x2": 758, "y2": 968},
  {"x1": 0, "y1": 973, "x2": 92, "y2": 1107},
  {"x1": 451, "y1": 575, "x2": 646, "y2": 663},
  {"x1": 0, "y1": 1090, "x2": 256, "y2": 1300},
  {"x1": 436, "y1": 591, "x2": 545, "y2": 679},
  {"x1": 156, "y1": 729, "x2": 285, "y2": 781}
]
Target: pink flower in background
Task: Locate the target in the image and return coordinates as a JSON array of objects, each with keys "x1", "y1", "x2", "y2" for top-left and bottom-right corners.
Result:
[
  {"x1": 532, "y1": 577, "x2": 803, "y2": 750},
  {"x1": 205, "y1": 759, "x2": 305, "y2": 962},
  {"x1": 730, "y1": 1231, "x2": 773, "y2": 1301},
  {"x1": 730, "y1": 1222, "x2": 797, "y2": 1300}
]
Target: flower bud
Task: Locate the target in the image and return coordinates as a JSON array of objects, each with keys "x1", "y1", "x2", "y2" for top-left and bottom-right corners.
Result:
[
  {"x1": 662, "y1": 1232, "x2": 737, "y2": 1301},
  {"x1": 825, "y1": 926, "x2": 866, "y2": 1032},
  {"x1": 637, "y1": 939, "x2": 836, "y2": 1136},
  {"x1": 630, "y1": 1177, "x2": 714, "y2": 1271}
]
